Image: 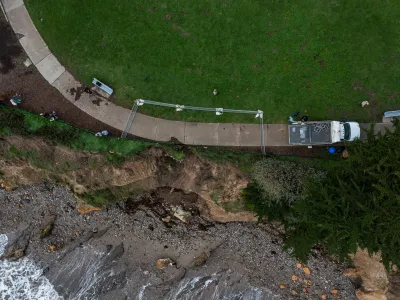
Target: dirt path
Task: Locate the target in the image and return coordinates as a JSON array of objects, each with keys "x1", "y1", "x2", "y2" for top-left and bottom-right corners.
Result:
[{"x1": 0, "y1": 14, "x2": 121, "y2": 136}]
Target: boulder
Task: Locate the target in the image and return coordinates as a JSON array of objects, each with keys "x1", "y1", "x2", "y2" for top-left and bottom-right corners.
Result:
[
  {"x1": 352, "y1": 249, "x2": 389, "y2": 293},
  {"x1": 156, "y1": 258, "x2": 175, "y2": 269},
  {"x1": 190, "y1": 252, "x2": 209, "y2": 268},
  {"x1": 2, "y1": 226, "x2": 32, "y2": 260},
  {"x1": 161, "y1": 216, "x2": 171, "y2": 223},
  {"x1": 172, "y1": 206, "x2": 191, "y2": 223},
  {"x1": 345, "y1": 248, "x2": 391, "y2": 300}
]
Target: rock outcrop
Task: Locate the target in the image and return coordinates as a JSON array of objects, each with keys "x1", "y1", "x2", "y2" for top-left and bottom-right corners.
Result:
[{"x1": 345, "y1": 248, "x2": 399, "y2": 300}]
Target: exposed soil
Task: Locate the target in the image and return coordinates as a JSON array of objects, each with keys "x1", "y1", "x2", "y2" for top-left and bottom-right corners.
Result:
[
  {"x1": 0, "y1": 135, "x2": 255, "y2": 223},
  {"x1": 0, "y1": 14, "x2": 121, "y2": 136},
  {"x1": 0, "y1": 16, "x2": 22, "y2": 74}
]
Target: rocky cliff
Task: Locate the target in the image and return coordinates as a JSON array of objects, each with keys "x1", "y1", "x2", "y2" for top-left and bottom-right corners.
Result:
[{"x1": 0, "y1": 135, "x2": 398, "y2": 299}]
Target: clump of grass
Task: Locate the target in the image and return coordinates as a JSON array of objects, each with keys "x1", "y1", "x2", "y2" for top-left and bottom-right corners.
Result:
[
  {"x1": 211, "y1": 190, "x2": 221, "y2": 204},
  {"x1": 106, "y1": 152, "x2": 126, "y2": 165},
  {"x1": 82, "y1": 185, "x2": 145, "y2": 208},
  {"x1": 39, "y1": 222, "x2": 54, "y2": 239},
  {"x1": 163, "y1": 145, "x2": 185, "y2": 161},
  {"x1": 221, "y1": 199, "x2": 248, "y2": 213},
  {"x1": 191, "y1": 147, "x2": 262, "y2": 174},
  {"x1": 6, "y1": 145, "x2": 52, "y2": 170},
  {"x1": 82, "y1": 189, "x2": 114, "y2": 208}
]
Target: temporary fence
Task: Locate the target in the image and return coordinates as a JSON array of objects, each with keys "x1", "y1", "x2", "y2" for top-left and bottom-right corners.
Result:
[
  {"x1": 122, "y1": 99, "x2": 266, "y2": 154},
  {"x1": 121, "y1": 101, "x2": 138, "y2": 138}
]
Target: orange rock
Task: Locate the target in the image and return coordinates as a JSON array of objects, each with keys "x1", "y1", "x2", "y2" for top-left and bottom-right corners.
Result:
[
  {"x1": 296, "y1": 263, "x2": 302, "y2": 268},
  {"x1": 279, "y1": 285, "x2": 286, "y2": 289},
  {"x1": 0, "y1": 179, "x2": 16, "y2": 191},
  {"x1": 321, "y1": 293, "x2": 327, "y2": 299},
  {"x1": 77, "y1": 203, "x2": 102, "y2": 214},
  {"x1": 303, "y1": 267, "x2": 311, "y2": 275},
  {"x1": 19, "y1": 204, "x2": 24, "y2": 208},
  {"x1": 303, "y1": 288, "x2": 307, "y2": 293},
  {"x1": 331, "y1": 289, "x2": 339, "y2": 294},
  {"x1": 292, "y1": 274, "x2": 298, "y2": 281},
  {"x1": 156, "y1": 258, "x2": 175, "y2": 269},
  {"x1": 291, "y1": 290, "x2": 297, "y2": 295},
  {"x1": 75, "y1": 231, "x2": 80, "y2": 237},
  {"x1": 49, "y1": 244, "x2": 56, "y2": 251}
]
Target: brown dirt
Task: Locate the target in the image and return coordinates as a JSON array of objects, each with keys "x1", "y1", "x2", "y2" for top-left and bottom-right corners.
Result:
[
  {"x1": 0, "y1": 14, "x2": 121, "y2": 136},
  {"x1": 0, "y1": 15, "x2": 23, "y2": 74},
  {"x1": 0, "y1": 135, "x2": 255, "y2": 222}
]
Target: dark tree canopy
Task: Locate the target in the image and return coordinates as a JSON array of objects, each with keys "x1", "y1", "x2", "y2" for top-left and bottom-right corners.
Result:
[{"x1": 245, "y1": 121, "x2": 400, "y2": 268}]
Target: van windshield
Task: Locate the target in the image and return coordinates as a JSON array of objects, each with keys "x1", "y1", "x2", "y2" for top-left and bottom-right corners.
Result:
[{"x1": 344, "y1": 123, "x2": 351, "y2": 140}]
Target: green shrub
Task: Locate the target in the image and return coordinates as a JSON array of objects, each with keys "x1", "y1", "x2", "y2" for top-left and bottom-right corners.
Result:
[
  {"x1": 106, "y1": 152, "x2": 126, "y2": 165},
  {"x1": 243, "y1": 159, "x2": 325, "y2": 221}
]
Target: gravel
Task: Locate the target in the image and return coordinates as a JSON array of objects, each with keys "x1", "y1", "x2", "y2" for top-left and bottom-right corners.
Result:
[{"x1": 0, "y1": 184, "x2": 356, "y2": 299}]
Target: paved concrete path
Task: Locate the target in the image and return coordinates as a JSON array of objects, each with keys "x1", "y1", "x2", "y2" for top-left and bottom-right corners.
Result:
[{"x1": 2, "y1": 1, "x2": 394, "y2": 149}]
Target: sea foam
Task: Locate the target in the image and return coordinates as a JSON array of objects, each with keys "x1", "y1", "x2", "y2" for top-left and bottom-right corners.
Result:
[{"x1": 0, "y1": 233, "x2": 63, "y2": 300}]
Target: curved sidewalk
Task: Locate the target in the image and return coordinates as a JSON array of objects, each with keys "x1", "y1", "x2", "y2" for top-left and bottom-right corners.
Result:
[{"x1": 2, "y1": 1, "x2": 393, "y2": 147}]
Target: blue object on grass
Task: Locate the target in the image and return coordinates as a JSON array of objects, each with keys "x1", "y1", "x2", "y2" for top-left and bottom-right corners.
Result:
[{"x1": 328, "y1": 147, "x2": 336, "y2": 154}]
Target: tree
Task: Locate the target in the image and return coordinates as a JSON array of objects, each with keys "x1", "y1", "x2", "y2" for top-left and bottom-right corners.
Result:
[
  {"x1": 243, "y1": 158, "x2": 324, "y2": 222},
  {"x1": 285, "y1": 121, "x2": 400, "y2": 268}
]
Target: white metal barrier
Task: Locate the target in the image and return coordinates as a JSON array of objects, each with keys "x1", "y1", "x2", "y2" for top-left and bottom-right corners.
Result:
[{"x1": 122, "y1": 99, "x2": 266, "y2": 154}]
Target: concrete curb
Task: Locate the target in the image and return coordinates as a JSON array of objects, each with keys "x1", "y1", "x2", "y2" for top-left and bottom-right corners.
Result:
[{"x1": 2, "y1": 1, "x2": 393, "y2": 148}]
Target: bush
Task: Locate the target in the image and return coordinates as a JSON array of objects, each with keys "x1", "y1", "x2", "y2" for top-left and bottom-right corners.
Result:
[{"x1": 243, "y1": 158, "x2": 325, "y2": 222}]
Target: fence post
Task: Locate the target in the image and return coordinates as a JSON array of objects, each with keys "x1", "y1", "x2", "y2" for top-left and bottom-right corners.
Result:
[{"x1": 121, "y1": 102, "x2": 138, "y2": 138}]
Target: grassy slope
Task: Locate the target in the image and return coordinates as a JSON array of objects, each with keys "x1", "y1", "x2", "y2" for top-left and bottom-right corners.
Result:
[
  {"x1": 0, "y1": 107, "x2": 260, "y2": 166},
  {"x1": 0, "y1": 107, "x2": 149, "y2": 155},
  {"x1": 24, "y1": 0, "x2": 400, "y2": 123},
  {"x1": 0, "y1": 107, "x2": 341, "y2": 208}
]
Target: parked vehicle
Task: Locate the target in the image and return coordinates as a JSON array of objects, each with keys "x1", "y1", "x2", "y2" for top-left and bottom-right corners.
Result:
[{"x1": 288, "y1": 121, "x2": 360, "y2": 145}]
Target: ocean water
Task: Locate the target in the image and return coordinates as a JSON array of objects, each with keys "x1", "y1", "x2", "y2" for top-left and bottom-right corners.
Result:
[
  {"x1": 0, "y1": 234, "x2": 63, "y2": 300},
  {"x1": 162, "y1": 272, "x2": 281, "y2": 300},
  {"x1": 1, "y1": 233, "x2": 278, "y2": 300}
]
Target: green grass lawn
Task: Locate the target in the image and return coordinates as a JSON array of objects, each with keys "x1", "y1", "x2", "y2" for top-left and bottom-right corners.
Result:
[{"x1": 26, "y1": 0, "x2": 400, "y2": 123}]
